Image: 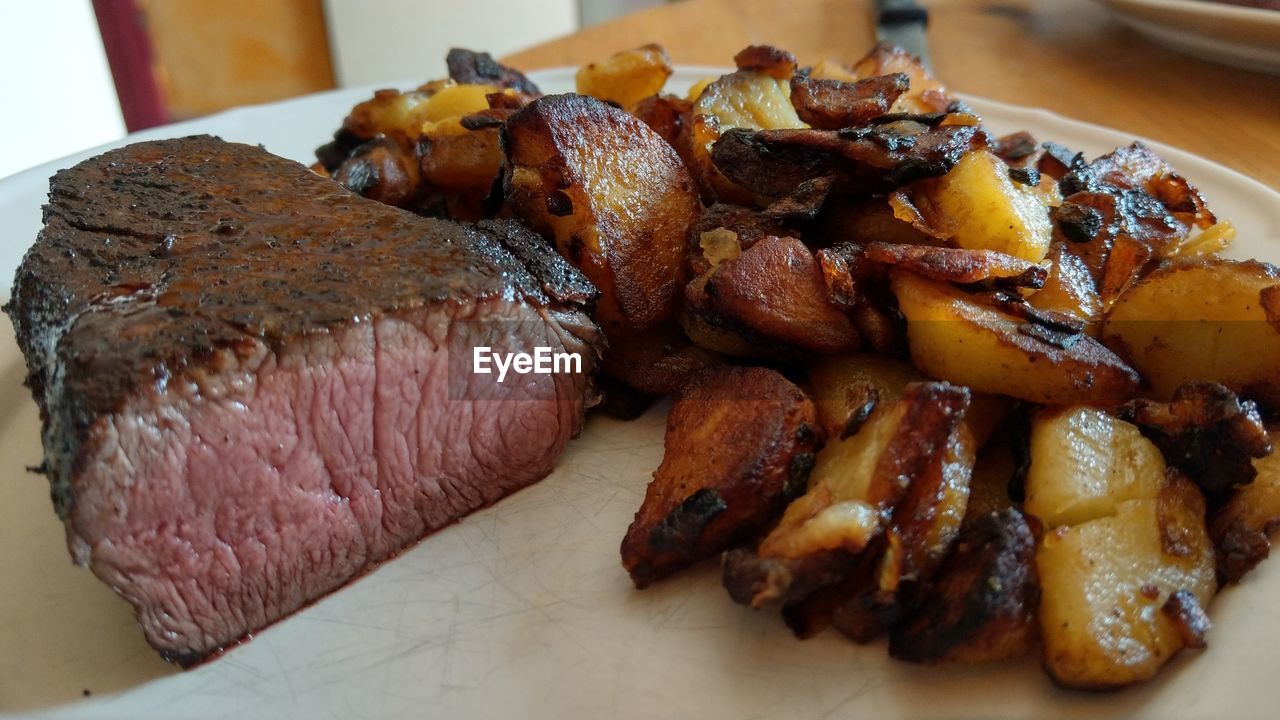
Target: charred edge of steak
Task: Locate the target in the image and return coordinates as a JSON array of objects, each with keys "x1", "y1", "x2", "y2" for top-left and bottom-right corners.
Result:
[{"x1": 5, "y1": 136, "x2": 600, "y2": 520}]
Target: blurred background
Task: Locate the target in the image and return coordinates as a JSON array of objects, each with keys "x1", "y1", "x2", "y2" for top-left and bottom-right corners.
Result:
[{"x1": 0, "y1": 0, "x2": 668, "y2": 181}]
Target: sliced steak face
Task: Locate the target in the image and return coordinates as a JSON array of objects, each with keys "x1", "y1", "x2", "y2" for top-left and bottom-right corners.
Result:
[{"x1": 4, "y1": 136, "x2": 602, "y2": 664}]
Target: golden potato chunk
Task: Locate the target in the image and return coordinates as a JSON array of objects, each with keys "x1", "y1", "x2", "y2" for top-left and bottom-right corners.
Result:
[
  {"x1": 914, "y1": 149, "x2": 1054, "y2": 262},
  {"x1": 621, "y1": 367, "x2": 821, "y2": 588},
  {"x1": 1038, "y1": 476, "x2": 1215, "y2": 689},
  {"x1": 1102, "y1": 258, "x2": 1280, "y2": 407},
  {"x1": 504, "y1": 93, "x2": 702, "y2": 335},
  {"x1": 575, "y1": 43, "x2": 673, "y2": 109},
  {"x1": 891, "y1": 270, "x2": 1140, "y2": 405},
  {"x1": 1025, "y1": 407, "x2": 1167, "y2": 529}
]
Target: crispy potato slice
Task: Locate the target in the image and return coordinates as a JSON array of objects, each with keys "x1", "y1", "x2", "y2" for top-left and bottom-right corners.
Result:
[
  {"x1": 1025, "y1": 407, "x2": 1168, "y2": 529},
  {"x1": 1211, "y1": 432, "x2": 1280, "y2": 583},
  {"x1": 1102, "y1": 258, "x2": 1280, "y2": 407},
  {"x1": 759, "y1": 382, "x2": 969, "y2": 559},
  {"x1": 446, "y1": 48, "x2": 540, "y2": 94},
  {"x1": 504, "y1": 93, "x2": 702, "y2": 335},
  {"x1": 891, "y1": 270, "x2": 1140, "y2": 405},
  {"x1": 575, "y1": 43, "x2": 674, "y2": 109},
  {"x1": 704, "y1": 235, "x2": 860, "y2": 354},
  {"x1": 889, "y1": 508, "x2": 1039, "y2": 664},
  {"x1": 826, "y1": 395, "x2": 977, "y2": 642},
  {"x1": 1097, "y1": 233, "x2": 1153, "y2": 306},
  {"x1": 890, "y1": 420, "x2": 975, "y2": 584},
  {"x1": 865, "y1": 242, "x2": 1047, "y2": 286},
  {"x1": 621, "y1": 366, "x2": 821, "y2": 588},
  {"x1": 851, "y1": 43, "x2": 952, "y2": 113},
  {"x1": 1028, "y1": 244, "x2": 1103, "y2": 330},
  {"x1": 788, "y1": 73, "x2": 908, "y2": 129},
  {"x1": 711, "y1": 122, "x2": 984, "y2": 200},
  {"x1": 913, "y1": 148, "x2": 1054, "y2": 262},
  {"x1": 1037, "y1": 474, "x2": 1215, "y2": 689},
  {"x1": 1063, "y1": 142, "x2": 1215, "y2": 233},
  {"x1": 733, "y1": 45, "x2": 798, "y2": 79}
]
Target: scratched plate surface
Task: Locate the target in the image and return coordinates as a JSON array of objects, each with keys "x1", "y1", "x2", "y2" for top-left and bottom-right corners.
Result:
[{"x1": 1, "y1": 68, "x2": 1279, "y2": 720}]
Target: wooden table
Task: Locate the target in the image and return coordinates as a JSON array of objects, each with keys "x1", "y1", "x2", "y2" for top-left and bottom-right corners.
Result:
[{"x1": 507, "y1": 0, "x2": 1280, "y2": 191}]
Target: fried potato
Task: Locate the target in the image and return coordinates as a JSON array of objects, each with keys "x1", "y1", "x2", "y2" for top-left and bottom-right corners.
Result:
[
  {"x1": 1101, "y1": 258, "x2": 1280, "y2": 407},
  {"x1": 703, "y1": 235, "x2": 860, "y2": 354},
  {"x1": 341, "y1": 83, "x2": 499, "y2": 146},
  {"x1": 575, "y1": 43, "x2": 673, "y2": 109},
  {"x1": 630, "y1": 94, "x2": 689, "y2": 147},
  {"x1": 891, "y1": 270, "x2": 1140, "y2": 406},
  {"x1": 807, "y1": 353, "x2": 924, "y2": 438},
  {"x1": 331, "y1": 137, "x2": 421, "y2": 208},
  {"x1": 1211, "y1": 433, "x2": 1280, "y2": 583},
  {"x1": 1037, "y1": 474, "x2": 1215, "y2": 689},
  {"x1": 419, "y1": 117, "x2": 504, "y2": 219},
  {"x1": 733, "y1": 45, "x2": 798, "y2": 79},
  {"x1": 445, "y1": 48, "x2": 540, "y2": 94},
  {"x1": 1025, "y1": 407, "x2": 1168, "y2": 528},
  {"x1": 620, "y1": 366, "x2": 821, "y2": 588},
  {"x1": 851, "y1": 43, "x2": 952, "y2": 114},
  {"x1": 722, "y1": 547, "x2": 855, "y2": 610},
  {"x1": 759, "y1": 382, "x2": 969, "y2": 560},
  {"x1": 913, "y1": 149, "x2": 1054, "y2": 262},
  {"x1": 1065, "y1": 143, "x2": 1215, "y2": 234},
  {"x1": 817, "y1": 196, "x2": 939, "y2": 247},
  {"x1": 504, "y1": 93, "x2": 702, "y2": 335},
  {"x1": 685, "y1": 203, "x2": 788, "y2": 276},
  {"x1": 865, "y1": 242, "x2": 1047, "y2": 286},
  {"x1": 820, "y1": 388, "x2": 977, "y2": 642},
  {"x1": 679, "y1": 67, "x2": 807, "y2": 202},
  {"x1": 963, "y1": 436, "x2": 1018, "y2": 524},
  {"x1": 890, "y1": 508, "x2": 1039, "y2": 664},
  {"x1": 1121, "y1": 383, "x2": 1271, "y2": 498},
  {"x1": 678, "y1": 274, "x2": 765, "y2": 359},
  {"x1": 788, "y1": 73, "x2": 908, "y2": 129},
  {"x1": 1028, "y1": 244, "x2": 1103, "y2": 331},
  {"x1": 889, "y1": 418, "x2": 975, "y2": 585},
  {"x1": 711, "y1": 122, "x2": 984, "y2": 200}
]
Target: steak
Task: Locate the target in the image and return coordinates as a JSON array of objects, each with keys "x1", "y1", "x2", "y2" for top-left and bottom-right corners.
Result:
[{"x1": 4, "y1": 136, "x2": 603, "y2": 664}]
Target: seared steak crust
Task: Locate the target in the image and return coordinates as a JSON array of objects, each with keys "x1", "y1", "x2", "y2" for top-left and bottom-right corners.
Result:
[{"x1": 5, "y1": 136, "x2": 602, "y2": 662}]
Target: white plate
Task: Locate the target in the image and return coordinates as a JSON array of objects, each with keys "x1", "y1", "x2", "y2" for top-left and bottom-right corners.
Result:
[
  {"x1": 1, "y1": 68, "x2": 1279, "y2": 720},
  {"x1": 1096, "y1": 0, "x2": 1280, "y2": 74}
]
